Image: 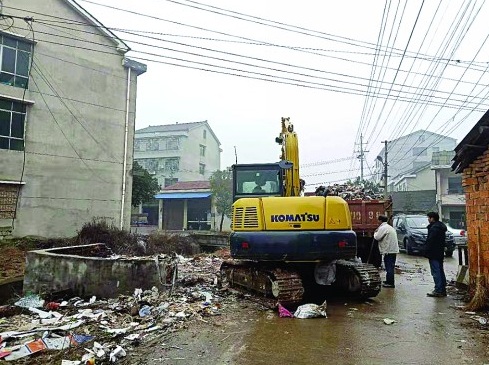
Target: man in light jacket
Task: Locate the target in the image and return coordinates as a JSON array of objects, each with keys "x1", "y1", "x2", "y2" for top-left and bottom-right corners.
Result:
[{"x1": 374, "y1": 215, "x2": 399, "y2": 288}]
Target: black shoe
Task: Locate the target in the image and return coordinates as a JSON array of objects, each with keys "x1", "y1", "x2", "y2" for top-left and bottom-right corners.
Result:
[
  {"x1": 427, "y1": 291, "x2": 447, "y2": 297},
  {"x1": 382, "y1": 283, "x2": 395, "y2": 288}
]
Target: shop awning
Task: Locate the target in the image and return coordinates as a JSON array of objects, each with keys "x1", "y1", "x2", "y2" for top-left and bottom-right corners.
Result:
[{"x1": 154, "y1": 192, "x2": 211, "y2": 199}]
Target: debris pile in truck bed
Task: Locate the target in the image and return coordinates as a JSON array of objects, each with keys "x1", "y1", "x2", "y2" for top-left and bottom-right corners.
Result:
[{"x1": 314, "y1": 182, "x2": 385, "y2": 200}]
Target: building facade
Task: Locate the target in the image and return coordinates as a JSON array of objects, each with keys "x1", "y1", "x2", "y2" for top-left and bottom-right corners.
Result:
[
  {"x1": 432, "y1": 151, "x2": 465, "y2": 229},
  {"x1": 0, "y1": 0, "x2": 146, "y2": 238},
  {"x1": 134, "y1": 121, "x2": 221, "y2": 188},
  {"x1": 374, "y1": 130, "x2": 456, "y2": 187},
  {"x1": 389, "y1": 163, "x2": 434, "y2": 192}
]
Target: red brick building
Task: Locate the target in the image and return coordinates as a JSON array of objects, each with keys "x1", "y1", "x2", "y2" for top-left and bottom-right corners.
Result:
[{"x1": 452, "y1": 110, "x2": 489, "y2": 290}]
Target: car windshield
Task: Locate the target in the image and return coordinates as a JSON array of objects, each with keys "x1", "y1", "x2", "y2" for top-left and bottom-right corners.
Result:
[
  {"x1": 405, "y1": 216, "x2": 428, "y2": 229},
  {"x1": 235, "y1": 169, "x2": 281, "y2": 195}
]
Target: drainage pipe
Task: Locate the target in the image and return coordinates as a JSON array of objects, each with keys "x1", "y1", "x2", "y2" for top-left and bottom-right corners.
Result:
[{"x1": 120, "y1": 67, "x2": 131, "y2": 229}]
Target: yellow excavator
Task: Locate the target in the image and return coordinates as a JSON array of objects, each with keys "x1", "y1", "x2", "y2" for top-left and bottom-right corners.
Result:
[{"x1": 220, "y1": 117, "x2": 381, "y2": 305}]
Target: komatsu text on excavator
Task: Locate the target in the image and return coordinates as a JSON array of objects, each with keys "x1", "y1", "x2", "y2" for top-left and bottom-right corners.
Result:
[{"x1": 220, "y1": 117, "x2": 381, "y2": 306}]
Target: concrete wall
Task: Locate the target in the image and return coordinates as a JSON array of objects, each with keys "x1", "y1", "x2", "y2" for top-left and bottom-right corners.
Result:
[
  {"x1": 392, "y1": 166, "x2": 435, "y2": 192},
  {"x1": 23, "y1": 244, "x2": 176, "y2": 298},
  {"x1": 0, "y1": 0, "x2": 142, "y2": 237},
  {"x1": 407, "y1": 167, "x2": 435, "y2": 191},
  {"x1": 181, "y1": 123, "x2": 221, "y2": 180},
  {"x1": 462, "y1": 147, "x2": 489, "y2": 289}
]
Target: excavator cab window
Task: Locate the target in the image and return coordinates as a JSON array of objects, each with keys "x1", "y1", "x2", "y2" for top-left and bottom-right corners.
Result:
[{"x1": 232, "y1": 163, "x2": 283, "y2": 201}]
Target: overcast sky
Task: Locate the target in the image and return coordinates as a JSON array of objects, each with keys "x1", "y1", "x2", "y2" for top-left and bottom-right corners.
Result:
[{"x1": 79, "y1": 0, "x2": 489, "y2": 189}]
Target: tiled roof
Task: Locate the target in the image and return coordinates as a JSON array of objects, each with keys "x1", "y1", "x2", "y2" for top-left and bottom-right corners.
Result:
[
  {"x1": 452, "y1": 109, "x2": 489, "y2": 173},
  {"x1": 163, "y1": 181, "x2": 211, "y2": 191}
]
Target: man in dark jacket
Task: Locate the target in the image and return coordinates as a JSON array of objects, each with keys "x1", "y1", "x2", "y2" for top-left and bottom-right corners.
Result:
[{"x1": 425, "y1": 212, "x2": 447, "y2": 297}]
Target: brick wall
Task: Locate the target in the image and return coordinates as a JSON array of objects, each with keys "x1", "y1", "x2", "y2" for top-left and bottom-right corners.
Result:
[
  {"x1": 0, "y1": 184, "x2": 20, "y2": 220},
  {"x1": 462, "y1": 147, "x2": 489, "y2": 287}
]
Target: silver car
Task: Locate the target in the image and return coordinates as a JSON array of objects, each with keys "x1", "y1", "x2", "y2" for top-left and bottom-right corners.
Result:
[{"x1": 446, "y1": 224, "x2": 467, "y2": 246}]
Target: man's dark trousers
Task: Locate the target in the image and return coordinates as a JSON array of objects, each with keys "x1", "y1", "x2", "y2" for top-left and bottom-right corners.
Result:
[
  {"x1": 384, "y1": 253, "x2": 396, "y2": 286},
  {"x1": 429, "y1": 259, "x2": 446, "y2": 294}
]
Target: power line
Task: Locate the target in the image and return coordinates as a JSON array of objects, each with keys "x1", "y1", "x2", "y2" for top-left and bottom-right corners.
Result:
[
  {"x1": 305, "y1": 173, "x2": 378, "y2": 187},
  {"x1": 301, "y1": 167, "x2": 361, "y2": 178},
  {"x1": 17, "y1": 22, "x2": 488, "y2": 111},
  {"x1": 364, "y1": 0, "x2": 426, "y2": 149},
  {"x1": 380, "y1": 0, "x2": 483, "y2": 152},
  {"x1": 388, "y1": 2, "x2": 489, "y2": 165},
  {"x1": 14, "y1": 2, "x2": 489, "y2": 75},
  {"x1": 300, "y1": 156, "x2": 355, "y2": 168},
  {"x1": 31, "y1": 21, "x2": 489, "y2": 105}
]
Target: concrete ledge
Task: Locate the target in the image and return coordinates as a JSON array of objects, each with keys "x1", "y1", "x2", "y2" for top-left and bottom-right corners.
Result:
[
  {"x1": 456, "y1": 265, "x2": 469, "y2": 289},
  {"x1": 23, "y1": 243, "x2": 176, "y2": 298}
]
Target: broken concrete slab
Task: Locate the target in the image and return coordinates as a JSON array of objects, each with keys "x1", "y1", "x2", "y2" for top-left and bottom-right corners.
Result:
[{"x1": 23, "y1": 243, "x2": 177, "y2": 298}]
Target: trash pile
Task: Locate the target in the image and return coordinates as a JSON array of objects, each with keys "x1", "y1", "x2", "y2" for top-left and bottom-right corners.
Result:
[
  {"x1": 0, "y1": 254, "x2": 228, "y2": 363},
  {"x1": 278, "y1": 301, "x2": 328, "y2": 319},
  {"x1": 314, "y1": 182, "x2": 384, "y2": 200}
]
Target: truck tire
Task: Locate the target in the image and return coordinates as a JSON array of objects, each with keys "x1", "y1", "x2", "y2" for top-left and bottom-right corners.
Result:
[{"x1": 404, "y1": 238, "x2": 413, "y2": 255}]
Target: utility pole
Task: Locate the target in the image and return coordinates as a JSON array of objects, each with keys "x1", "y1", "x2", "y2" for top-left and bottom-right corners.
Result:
[
  {"x1": 383, "y1": 140, "x2": 388, "y2": 199},
  {"x1": 356, "y1": 134, "x2": 369, "y2": 181}
]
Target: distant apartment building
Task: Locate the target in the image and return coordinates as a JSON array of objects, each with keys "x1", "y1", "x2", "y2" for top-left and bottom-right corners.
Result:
[
  {"x1": 134, "y1": 121, "x2": 221, "y2": 188},
  {"x1": 133, "y1": 121, "x2": 221, "y2": 225},
  {"x1": 374, "y1": 130, "x2": 456, "y2": 188}
]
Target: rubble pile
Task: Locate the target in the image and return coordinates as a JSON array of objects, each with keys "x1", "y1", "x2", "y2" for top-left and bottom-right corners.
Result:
[
  {"x1": 0, "y1": 254, "x2": 230, "y2": 363},
  {"x1": 314, "y1": 182, "x2": 384, "y2": 200}
]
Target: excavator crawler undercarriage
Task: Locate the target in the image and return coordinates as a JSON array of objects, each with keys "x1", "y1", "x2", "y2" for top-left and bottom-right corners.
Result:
[{"x1": 220, "y1": 259, "x2": 381, "y2": 307}]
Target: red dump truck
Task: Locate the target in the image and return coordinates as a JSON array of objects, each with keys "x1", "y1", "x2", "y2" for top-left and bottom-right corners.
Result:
[{"x1": 347, "y1": 198, "x2": 393, "y2": 265}]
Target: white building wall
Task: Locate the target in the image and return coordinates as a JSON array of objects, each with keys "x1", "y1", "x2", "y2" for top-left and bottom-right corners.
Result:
[
  {"x1": 134, "y1": 122, "x2": 221, "y2": 188},
  {"x1": 0, "y1": 0, "x2": 142, "y2": 237}
]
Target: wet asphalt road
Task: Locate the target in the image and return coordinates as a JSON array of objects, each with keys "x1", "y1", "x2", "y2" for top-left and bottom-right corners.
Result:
[
  {"x1": 145, "y1": 253, "x2": 489, "y2": 365},
  {"x1": 235, "y1": 253, "x2": 488, "y2": 365}
]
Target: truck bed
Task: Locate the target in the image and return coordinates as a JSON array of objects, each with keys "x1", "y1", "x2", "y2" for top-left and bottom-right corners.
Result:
[{"x1": 348, "y1": 199, "x2": 392, "y2": 235}]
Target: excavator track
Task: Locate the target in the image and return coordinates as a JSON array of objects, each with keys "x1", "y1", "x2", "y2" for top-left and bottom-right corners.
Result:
[
  {"x1": 220, "y1": 261, "x2": 304, "y2": 307},
  {"x1": 335, "y1": 260, "x2": 382, "y2": 298}
]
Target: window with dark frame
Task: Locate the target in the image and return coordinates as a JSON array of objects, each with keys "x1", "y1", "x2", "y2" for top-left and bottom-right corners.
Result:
[
  {"x1": 165, "y1": 158, "x2": 179, "y2": 172},
  {"x1": 0, "y1": 99, "x2": 26, "y2": 151},
  {"x1": 448, "y1": 176, "x2": 463, "y2": 194},
  {"x1": 0, "y1": 35, "x2": 32, "y2": 89},
  {"x1": 199, "y1": 163, "x2": 205, "y2": 175},
  {"x1": 167, "y1": 137, "x2": 179, "y2": 150},
  {"x1": 164, "y1": 178, "x2": 178, "y2": 187},
  {"x1": 199, "y1": 144, "x2": 206, "y2": 157}
]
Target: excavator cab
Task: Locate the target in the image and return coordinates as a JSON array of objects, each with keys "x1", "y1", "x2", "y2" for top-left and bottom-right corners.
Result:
[{"x1": 232, "y1": 163, "x2": 284, "y2": 202}]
